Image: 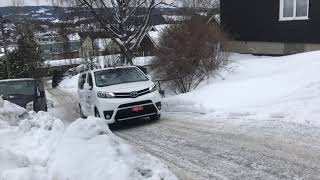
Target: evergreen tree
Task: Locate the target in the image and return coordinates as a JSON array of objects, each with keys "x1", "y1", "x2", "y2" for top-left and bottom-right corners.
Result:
[{"x1": 0, "y1": 28, "x2": 44, "y2": 79}]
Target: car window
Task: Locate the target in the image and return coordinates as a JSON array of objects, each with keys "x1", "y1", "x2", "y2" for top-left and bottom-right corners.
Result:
[
  {"x1": 88, "y1": 73, "x2": 93, "y2": 87},
  {"x1": 0, "y1": 80, "x2": 35, "y2": 96},
  {"x1": 78, "y1": 73, "x2": 87, "y2": 89}
]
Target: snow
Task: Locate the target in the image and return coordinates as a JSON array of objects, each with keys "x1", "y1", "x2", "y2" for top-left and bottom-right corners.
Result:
[
  {"x1": 0, "y1": 101, "x2": 177, "y2": 180},
  {"x1": 148, "y1": 24, "x2": 170, "y2": 46},
  {"x1": 36, "y1": 8, "x2": 49, "y2": 14},
  {"x1": 67, "y1": 33, "x2": 80, "y2": 41},
  {"x1": 59, "y1": 74, "x2": 79, "y2": 94},
  {"x1": 0, "y1": 98, "x2": 26, "y2": 126},
  {"x1": 94, "y1": 38, "x2": 112, "y2": 51},
  {"x1": 51, "y1": 19, "x2": 60, "y2": 23},
  {"x1": 132, "y1": 56, "x2": 155, "y2": 66},
  {"x1": 164, "y1": 51, "x2": 320, "y2": 126}
]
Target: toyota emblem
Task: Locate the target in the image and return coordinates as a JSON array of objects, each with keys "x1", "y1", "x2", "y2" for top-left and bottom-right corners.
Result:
[{"x1": 130, "y1": 91, "x2": 138, "y2": 98}]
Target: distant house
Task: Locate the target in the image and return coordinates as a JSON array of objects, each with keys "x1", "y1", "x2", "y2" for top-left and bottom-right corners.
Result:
[
  {"x1": 138, "y1": 24, "x2": 170, "y2": 56},
  {"x1": 79, "y1": 25, "x2": 169, "y2": 58},
  {"x1": 221, "y1": 0, "x2": 320, "y2": 55},
  {"x1": 36, "y1": 32, "x2": 81, "y2": 60}
]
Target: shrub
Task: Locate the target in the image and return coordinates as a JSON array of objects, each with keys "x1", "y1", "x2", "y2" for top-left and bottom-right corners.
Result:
[{"x1": 152, "y1": 16, "x2": 230, "y2": 94}]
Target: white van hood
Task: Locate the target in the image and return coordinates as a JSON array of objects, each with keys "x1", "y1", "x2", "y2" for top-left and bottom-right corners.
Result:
[{"x1": 95, "y1": 80, "x2": 154, "y2": 92}]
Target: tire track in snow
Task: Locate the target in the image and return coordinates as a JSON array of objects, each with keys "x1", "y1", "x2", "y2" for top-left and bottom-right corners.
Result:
[{"x1": 115, "y1": 117, "x2": 320, "y2": 180}]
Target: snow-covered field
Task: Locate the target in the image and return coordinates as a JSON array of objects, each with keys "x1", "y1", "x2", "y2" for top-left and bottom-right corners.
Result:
[
  {"x1": 164, "y1": 51, "x2": 320, "y2": 126},
  {"x1": 0, "y1": 100, "x2": 177, "y2": 180}
]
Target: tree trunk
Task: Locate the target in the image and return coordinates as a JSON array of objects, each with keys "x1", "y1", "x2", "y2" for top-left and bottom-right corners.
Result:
[{"x1": 120, "y1": 47, "x2": 133, "y2": 65}]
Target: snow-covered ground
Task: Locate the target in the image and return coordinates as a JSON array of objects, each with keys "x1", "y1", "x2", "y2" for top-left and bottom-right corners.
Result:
[
  {"x1": 58, "y1": 51, "x2": 320, "y2": 126},
  {"x1": 58, "y1": 74, "x2": 80, "y2": 95},
  {"x1": 57, "y1": 51, "x2": 320, "y2": 127},
  {"x1": 51, "y1": 51, "x2": 320, "y2": 179},
  {"x1": 164, "y1": 51, "x2": 320, "y2": 126},
  {"x1": 0, "y1": 100, "x2": 177, "y2": 180}
]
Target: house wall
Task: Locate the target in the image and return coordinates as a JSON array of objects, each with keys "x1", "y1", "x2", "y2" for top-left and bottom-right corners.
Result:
[
  {"x1": 220, "y1": 0, "x2": 320, "y2": 44},
  {"x1": 39, "y1": 41, "x2": 81, "y2": 60},
  {"x1": 230, "y1": 41, "x2": 320, "y2": 55}
]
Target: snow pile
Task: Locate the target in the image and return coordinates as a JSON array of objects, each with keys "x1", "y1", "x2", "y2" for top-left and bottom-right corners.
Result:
[
  {"x1": 49, "y1": 118, "x2": 177, "y2": 180},
  {"x1": 164, "y1": 51, "x2": 320, "y2": 126},
  {"x1": 0, "y1": 99, "x2": 26, "y2": 126},
  {"x1": 0, "y1": 112, "x2": 64, "y2": 180},
  {"x1": 0, "y1": 102, "x2": 177, "y2": 180}
]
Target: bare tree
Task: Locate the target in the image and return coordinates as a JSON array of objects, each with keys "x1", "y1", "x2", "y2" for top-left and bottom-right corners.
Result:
[
  {"x1": 11, "y1": 0, "x2": 24, "y2": 6},
  {"x1": 182, "y1": 0, "x2": 219, "y2": 24},
  {"x1": 152, "y1": 16, "x2": 230, "y2": 94},
  {"x1": 71, "y1": 0, "x2": 164, "y2": 65}
]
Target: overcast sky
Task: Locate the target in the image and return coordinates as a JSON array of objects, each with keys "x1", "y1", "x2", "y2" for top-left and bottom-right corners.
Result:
[
  {"x1": 0, "y1": 0, "x2": 182, "y2": 7},
  {"x1": 0, "y1": 0, "x2": 60, "y2": 7}
]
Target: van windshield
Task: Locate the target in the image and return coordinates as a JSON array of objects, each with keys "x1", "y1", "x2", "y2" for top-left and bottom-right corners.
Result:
[
  {"x1": 0, "y1": 80, "x2": 35, "y2": 96},
  {"x1": 94, "y1": 67, "x2": 148, "y2": 87}
]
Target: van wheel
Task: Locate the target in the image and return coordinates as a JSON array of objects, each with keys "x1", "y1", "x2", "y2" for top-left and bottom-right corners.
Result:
[
  {"x1": 79, "y1": 104, "x2": 87, "y2": 119},
  {"x1": 95, "y1": 108, "x2": 101, "y2": 118},
  {"x1": 150, "y1": 114, "x2": 160, "y2": 121}
]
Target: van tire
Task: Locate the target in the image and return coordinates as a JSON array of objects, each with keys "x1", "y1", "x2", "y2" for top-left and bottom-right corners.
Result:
[
  {"x1": 79, "y1": 104, "x2": 87, "y2": 119},
  {"x1": 150, "y1": 114, "x2": 160, "y2": 121}
]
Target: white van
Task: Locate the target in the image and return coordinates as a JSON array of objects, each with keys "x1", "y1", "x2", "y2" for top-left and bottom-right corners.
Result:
[{"x1": 78, "y1": 66, "x2": 162, "y2": 124}]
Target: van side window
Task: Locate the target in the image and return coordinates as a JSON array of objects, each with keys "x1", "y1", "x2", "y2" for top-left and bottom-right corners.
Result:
[
  {"x1": 88, "y1": 73, "x2": 93, "y2": 87},
  {"x1": 79, "y1": 73, "x2": 87, "y2": 89}
]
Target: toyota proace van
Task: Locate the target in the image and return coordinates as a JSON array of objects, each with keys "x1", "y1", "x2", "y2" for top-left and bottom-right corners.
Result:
[{"x1": 78, "y1": 66, "x2": 161, "y2": 124}]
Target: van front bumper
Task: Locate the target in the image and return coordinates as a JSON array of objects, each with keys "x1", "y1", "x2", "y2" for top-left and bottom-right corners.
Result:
[{"x1": 95, "y1": 91, "x2": 162, "y2": 124}]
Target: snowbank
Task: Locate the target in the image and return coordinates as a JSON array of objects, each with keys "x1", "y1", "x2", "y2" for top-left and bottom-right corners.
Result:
[
  {"x1": 0, "y1": 102, "x2": 177, "y2": 180},
  {"x1": 59, "y1": 74, "x2": 79, "y2": 94},
  {"x1": 0, "y1": 99, "x2": 26, "y2": 126},
  {"x1": 164, "y1": 51, "x2": 320, "y2": 126},
  {"x1": 49, "y1": 118, "x2": 176, "y2": 180}
]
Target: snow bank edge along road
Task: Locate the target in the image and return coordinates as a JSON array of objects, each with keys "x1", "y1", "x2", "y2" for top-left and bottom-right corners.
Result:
[
  {"x1": 0, "y1": 101, "x2": 177, "y2": 180},
  {"x1": 164, "y1": 51, "x2": 320, "y2": 126}
]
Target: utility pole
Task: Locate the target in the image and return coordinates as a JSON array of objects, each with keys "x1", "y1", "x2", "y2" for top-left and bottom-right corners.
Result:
[{"x1": 0, "y1": 15, "x2": 11, "y2": 79}]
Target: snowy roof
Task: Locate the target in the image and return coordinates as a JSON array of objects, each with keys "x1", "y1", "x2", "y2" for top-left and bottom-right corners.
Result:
[
  {"x1": 35, "y1": 31, "x2": 59, "y2": 37},
  {"x1": 68, "y1": 33, "x2": 81, "y2": 41},
  {"x1": 51, "y1": 19, "x2": 60, "y2": 23},
  {"x1": 0, "y1": 46, "x2": 17, "y2": 53},
  {"x1": 147, "y1": 24, "x2": 170, "y2": 46},
  {"x1": 94, "y1": 38, "x2": 112, "y2": 51}
]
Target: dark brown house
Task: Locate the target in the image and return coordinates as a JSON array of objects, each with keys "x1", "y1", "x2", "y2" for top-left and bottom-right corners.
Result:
[{"x1": 221, "y1": 0, "x2": 320, "y2": 55}]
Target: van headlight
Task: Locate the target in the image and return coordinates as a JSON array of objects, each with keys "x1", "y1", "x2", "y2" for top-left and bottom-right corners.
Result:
[
  {"x1": 97, "y1": 92, "x2": 115, "y2": 98},
  {"x1": 149, "y1": 84, "x2": 158, "y2": 92}
]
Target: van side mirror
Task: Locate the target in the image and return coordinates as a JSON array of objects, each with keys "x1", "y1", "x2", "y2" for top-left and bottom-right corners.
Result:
[
  {"x1": 147, "y1": 75, "x2": 152, "y2": 80},
  {"x1": 83, "y1": 83, "x2": 92, "y2": 90}
]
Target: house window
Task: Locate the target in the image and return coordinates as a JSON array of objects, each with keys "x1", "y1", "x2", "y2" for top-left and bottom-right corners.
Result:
[{"x1": 280, "y1": 0, "x2": 309, "y2": 20}]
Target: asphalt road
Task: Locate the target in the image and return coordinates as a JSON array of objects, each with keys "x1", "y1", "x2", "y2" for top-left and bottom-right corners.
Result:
[{"x1": 46, "y1": 85, "x2": 320, "y2": 180}]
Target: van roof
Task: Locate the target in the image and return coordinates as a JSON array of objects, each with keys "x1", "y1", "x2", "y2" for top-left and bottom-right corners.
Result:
[
  {"x1": 81, "y1": 66, "x2": 138, "y2": 74},
  {"x1": 0, "y1": 78, "x2": 35, "y2": 82}
]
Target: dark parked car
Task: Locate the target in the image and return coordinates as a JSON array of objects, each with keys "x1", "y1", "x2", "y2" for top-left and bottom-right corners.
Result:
[{"x1": 0, "y1": 79, "x2": 47, "y2": 112}]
